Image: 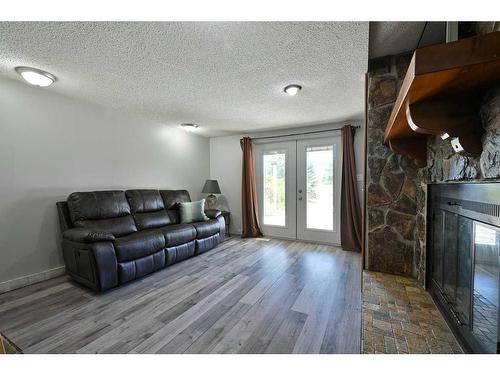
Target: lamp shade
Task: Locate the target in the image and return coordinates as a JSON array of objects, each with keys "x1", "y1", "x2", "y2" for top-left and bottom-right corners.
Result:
[{"x1": 202, "y1": 179, "x2": 221, "y2": 194}]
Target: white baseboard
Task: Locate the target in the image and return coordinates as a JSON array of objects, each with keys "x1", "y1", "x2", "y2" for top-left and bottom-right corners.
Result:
[{"x1": 0, "y1": 266, "x2": 66, "y2": 294}]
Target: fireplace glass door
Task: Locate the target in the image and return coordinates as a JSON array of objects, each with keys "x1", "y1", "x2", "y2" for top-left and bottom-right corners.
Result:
[
  {"x1": 443, "y1": 212, "x2": 458, "y2": 303},
  {"x1": 432, "y1": 210, "x2": 444, "y2": 290},
  {"x1": 431, "y1": 213, "x2": 500, "y2": 353},
  {"x1": 472, "y1": 222, "x2": 499, "y2": 353},
  {"x1": 456, "y1": 216, "x2": 472, "y2": 326},
  {"x1": 436, "y1": 212, "x2": 473, "y2": 326},
  {"x1": 428, "y1": 182, "x2": 500, "y2": 353}
]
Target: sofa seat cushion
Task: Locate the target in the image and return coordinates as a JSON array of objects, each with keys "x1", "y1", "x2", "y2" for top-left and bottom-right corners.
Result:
[
  {"x1": 191, "y1": 219, "x2": 220, "y2": 239},
  {"x1": 118, "y1": 250, "x2": 165, "y2": 284},
  {"x1": 114, "y1": 229, "x2": 165, "y2": 262},
  {"x1": 157, "y1": 224, "x2": 196, "y2": 247},
  {"x1": 165, "y1": 241, "x2": 196, "y2": 266},
  {"x1": 195, "y1": 233, "x2": 220, "y2": 255}
]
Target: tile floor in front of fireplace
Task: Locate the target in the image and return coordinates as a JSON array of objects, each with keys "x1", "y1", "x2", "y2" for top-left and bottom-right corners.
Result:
[{"x1": 362, "y1": 271, "x2": 463, "y2": 354}]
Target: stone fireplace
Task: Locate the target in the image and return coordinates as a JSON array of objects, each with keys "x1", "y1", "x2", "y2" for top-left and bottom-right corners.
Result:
[
  {"x1": 363, "y1": 22, "x2": 500, "y2": 355},
  {"x1": 365, "y1": 42, "x2": 500, "y2": 286}
]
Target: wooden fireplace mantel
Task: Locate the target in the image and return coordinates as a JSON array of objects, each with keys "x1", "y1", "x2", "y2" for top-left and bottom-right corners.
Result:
[{"x1": 384, "y1": 31, "x2": 500, "y2": 167}]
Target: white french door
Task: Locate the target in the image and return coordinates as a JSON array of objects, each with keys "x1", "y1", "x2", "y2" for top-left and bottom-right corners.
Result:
[
  {"x1": 296, "y1": 137, "x2": 341, "y2": 244},
  {"x1": 255, "y1": 141, "x2": 297, "y2": 239},
  {"x1": 255, "y1": 136, "x2": 341, "y2": 244}
]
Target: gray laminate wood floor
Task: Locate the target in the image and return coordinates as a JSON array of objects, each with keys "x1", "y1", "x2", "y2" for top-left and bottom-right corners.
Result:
[{"x1": 0, "y1": 237, "x2": 362, "y2": 353}]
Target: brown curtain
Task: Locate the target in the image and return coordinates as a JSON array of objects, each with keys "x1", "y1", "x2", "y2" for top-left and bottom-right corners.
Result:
[
  {"x1": 341, "y1": 125, "x2": 362, "y2": 252},
  {"x1": 240, "y1": 137, "x2": 263, "y2": 237}
]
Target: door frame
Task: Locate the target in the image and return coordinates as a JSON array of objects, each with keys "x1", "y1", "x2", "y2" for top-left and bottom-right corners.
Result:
[{"x1": 254, "y1": 133, "x2": 343, "y2": 244}]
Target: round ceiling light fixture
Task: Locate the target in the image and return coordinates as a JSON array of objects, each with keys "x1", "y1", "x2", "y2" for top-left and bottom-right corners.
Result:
[
  {"x1": 283, "y1": 84, "x2": 302, "y2": 96},
  {"x1": 181, "y1": 123, "x2": 200, "y2": 132},
  {"x1": 15, "y1": 66, "x2": 56, "y2": 87}
]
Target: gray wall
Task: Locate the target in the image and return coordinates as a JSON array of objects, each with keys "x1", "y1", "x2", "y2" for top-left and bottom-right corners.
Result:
[
  {"x1": 209, "y1": 121, "x2": 365, "y2": 235},
  {"x1": 209, "y1": 135, "x2": 245, "y2": 234},
  {"x1": 0, "y1": 76, "x2": 210, "y2": 284}
]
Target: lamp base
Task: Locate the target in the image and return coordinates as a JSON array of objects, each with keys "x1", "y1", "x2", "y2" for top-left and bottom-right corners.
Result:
[{"x1": 205, "y1": 194, "x2": 217, "y2": 209}]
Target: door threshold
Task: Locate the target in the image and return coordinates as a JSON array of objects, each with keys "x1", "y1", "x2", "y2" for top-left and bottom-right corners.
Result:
[{"x1": 260, "y1": 235, "x2": 341, "y2": 247}]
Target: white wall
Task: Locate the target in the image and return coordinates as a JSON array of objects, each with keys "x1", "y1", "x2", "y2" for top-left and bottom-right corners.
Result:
[
  {"x1": 0, "y1": 76, "x2": 210, "y2": 284},
  {"x1": 210, "y1": 121, "x2": 365, "y2": 235},
  {"x1": 209, "y1": 135, "x2": 244, "y2": 234}
]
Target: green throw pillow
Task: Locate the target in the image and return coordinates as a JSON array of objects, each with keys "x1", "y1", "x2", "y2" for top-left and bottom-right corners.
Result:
[{"x1": 179, "y1": 199, "x2": 209, "y2": 224}]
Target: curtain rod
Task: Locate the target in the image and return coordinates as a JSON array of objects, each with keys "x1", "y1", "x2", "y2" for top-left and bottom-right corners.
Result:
[{"x1": 250, "y1": 125, "x2": 360, "y2": 140}]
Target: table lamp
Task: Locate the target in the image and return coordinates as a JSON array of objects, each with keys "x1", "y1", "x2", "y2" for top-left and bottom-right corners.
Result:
[{"x1": 202, "y1": 179, "x2": 221, "y2": 209}]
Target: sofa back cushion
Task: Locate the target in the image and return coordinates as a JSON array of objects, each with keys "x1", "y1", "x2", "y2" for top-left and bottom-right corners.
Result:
[
  {"x1": 73, "y1": 216, "x2": 138, "y2": 237},
  {"x1": 160, "y1": 190, "x2": 192, "y2": 225},
  {"x1": 166, "y1": 210, "x2": 180, "y2": 224},
  {"x1": 68, "y1": 191, "x2": 131, "y2": 221},
  {"x1": 160, "y1": 190, "x2": 191, "y2": 210},
  {"x1": 67, "y1": 191, "x2": 137, "y2": 237},
  {"x1": 126, "y1": 189, "x2": 164, "y2": 212},
  {"x1": 125, "y1": 189, "x2": 171, "y2": 230}
]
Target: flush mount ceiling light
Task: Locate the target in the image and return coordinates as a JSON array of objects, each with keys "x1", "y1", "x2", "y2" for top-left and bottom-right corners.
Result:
[
  {"x1": 283, "y1": 84, "x2": 302, "y2": 96},
  {"x1": 15, "y1": 66, "x2": 56, "y2": 87},
  {"x1": 181, "y1": 123, "x2": 199, "y2": 132}
]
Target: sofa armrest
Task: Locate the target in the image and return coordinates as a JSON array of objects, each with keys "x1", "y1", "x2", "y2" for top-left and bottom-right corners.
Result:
[
  {"x1": 216, "y1": 215, "x2": 226, "y2": 242},
  {"x1": 205, "y1": 209, "x2": 221, "y2": 219},
  {"x1": 62, "y1": 239, "x2": 118, "y2": 292},
  {"x1": 63, "y1": 228, "x2": 115, "y2": 243}
]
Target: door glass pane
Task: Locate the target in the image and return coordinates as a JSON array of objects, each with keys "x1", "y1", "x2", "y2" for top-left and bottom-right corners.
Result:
[
  {"x1": 432, "y1": 210, "x2": 444, "y2": 289},
  {"x1": 472, "y1": 222, "x2": 499, "y2": 353},
  {"x1": 306, "y1": 145, "x2": 334, "y2": 230},
  {"x1": 443, "y1": 212, "x2": 458, "y2": 302},
  {"x1": 263, "y1": 151, "x2": 286, "y2": 226},
  {"x1": 456, "y1": 216, "x2": 472, "y2": 325}
]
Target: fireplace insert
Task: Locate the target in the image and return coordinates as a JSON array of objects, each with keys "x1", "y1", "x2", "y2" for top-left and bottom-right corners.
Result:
[{"x1": 427, "y1": 182, "x2": 500, "y2": 354}]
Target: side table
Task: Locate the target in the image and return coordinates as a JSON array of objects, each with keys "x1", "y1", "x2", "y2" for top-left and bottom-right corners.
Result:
[{"x1": 221, "y1": 211, "x2": 231, "y2": 237}]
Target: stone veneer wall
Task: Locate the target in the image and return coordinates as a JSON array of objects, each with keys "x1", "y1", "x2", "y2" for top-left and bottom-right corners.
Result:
[
  {"x1": 366, "y1": 50, "x2": 500, "y2": 285},
  {"x1": 366, "y1": 53, "x2": 418, "y2": 277}
]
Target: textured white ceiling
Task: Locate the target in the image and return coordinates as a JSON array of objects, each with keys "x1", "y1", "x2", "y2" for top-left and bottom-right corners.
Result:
[{"x1": 0, "y1": 22, "x2": 368, "y2": 136}]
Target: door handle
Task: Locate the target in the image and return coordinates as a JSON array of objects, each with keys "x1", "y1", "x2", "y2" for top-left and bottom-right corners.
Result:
[
  {"x1": 298, "y1": 189, "x2": 303, "y2": 193},
  {"x1": 298, "y1": 196, "x2": 303, "y2": 200}
]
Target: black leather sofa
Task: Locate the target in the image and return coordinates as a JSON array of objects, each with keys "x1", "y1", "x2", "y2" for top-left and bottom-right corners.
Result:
[{"x1": 56, "y1": 189, "x2": 225, "y2": 292}]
